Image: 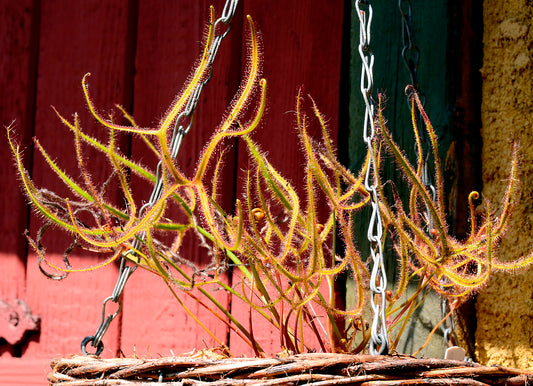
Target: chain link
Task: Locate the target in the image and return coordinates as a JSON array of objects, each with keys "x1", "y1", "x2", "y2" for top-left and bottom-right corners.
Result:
[
  {"x1": 81, "y1": 0, "x2": 240, "y2": 355},
  {"x1": 356, "y1": 0, "x2": 389, "y2": 355},
  {"x1": 399, "y1": 0, "x2": 420, "y2": 91},
  {"x1": 399, "y1": 0, "x2": 436, "y2": 224},
  {"x1": 82, "y1": 258, "x2": 133, "y2": 355}
]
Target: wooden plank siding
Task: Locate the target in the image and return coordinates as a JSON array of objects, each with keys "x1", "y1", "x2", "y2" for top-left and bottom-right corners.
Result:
[
  {"x1": 347, "y1": 1, "x2": 453, "y2": 282},
  {"x1": 0, "y1": 0, "x2": 36, "y2": 315},
  {"x1": 0, "y1": 1, "x2": 346, "y2": 381},
  {"x1": 0, "y1": 0, "x2": 494, "y2": 382},
  {"x1": 119, "y1": 0, "x2": 241, "y2": 358},
  {"x1": 23, "y1": 0, "x2": 135, "y2": 359},
  {"x1": 229, "y1": 1, "x2": 345, "y2": 356}
]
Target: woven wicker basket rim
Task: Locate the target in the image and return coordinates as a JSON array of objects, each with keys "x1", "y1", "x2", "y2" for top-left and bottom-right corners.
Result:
[{"x1": 48, "y1": 352, "x2": 533, "y2": 385}]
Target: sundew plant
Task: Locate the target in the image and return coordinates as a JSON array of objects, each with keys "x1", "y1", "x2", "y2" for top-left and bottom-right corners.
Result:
[{"x1": 8, "y1": 9, "x2": 533, "y2": 356}]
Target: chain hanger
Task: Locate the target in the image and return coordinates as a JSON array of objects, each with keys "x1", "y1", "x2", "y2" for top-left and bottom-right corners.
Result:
[
  {"x1": 79, "y1": 0, "x2": 450, "y2": 358},
  {"x1": 81, "y1": 0, "x2": 240, "y2": 356},
  {"x1": 399, "y1": 0, "x2": 454, "y2": 349},
  {"x1": 399, "y1": 0, "x2": 420, "y2": 92},
  {"x1": 355, "y1": 0, "x2": 389, "y2": 356}
]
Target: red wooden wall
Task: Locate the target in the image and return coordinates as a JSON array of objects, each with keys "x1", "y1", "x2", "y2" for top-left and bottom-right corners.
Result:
[{"x1": 0, "y1": 0, "x2": 345, "y2": 382}]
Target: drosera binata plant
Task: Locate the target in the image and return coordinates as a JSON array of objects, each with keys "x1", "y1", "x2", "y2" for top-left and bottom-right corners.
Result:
[
  {"x1": 8, "y1": 7, "x2": 533, "y2": 357},
  {"x1": 373, "y1": 88, "x2": 533, "y2": 354}
]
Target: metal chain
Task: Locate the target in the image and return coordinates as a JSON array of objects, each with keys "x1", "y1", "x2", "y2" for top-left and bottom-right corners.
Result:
[
  {"x1": 399, "y1": 0, "x2": 434, "y2": 228},
  {"x1": 81, "y1": 0, "x2": 240, "y2": 355},
  {"x1": 81, "y1": 258, "x2": 133, "y2": 356},
  {"x1": 440, "y1": 296, "x2": 454, "y2": 345},
  {"x1": 356, "y1": 0, "x2": 389, "y2": 355},
  {"x1": 399, "y1": 0, "x2": 420, "y2": 92},
  {"x1": 399, "y1": 1, "x2": 453, "y2": 349}
]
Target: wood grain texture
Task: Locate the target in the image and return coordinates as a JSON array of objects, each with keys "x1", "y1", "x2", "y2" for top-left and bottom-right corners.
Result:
[
  {"x1": 228, "y1": 0, "x2": 345, "y2": 356},
  {"x1": 23, "y1": 0, "x2": 134, "y2": 358},
  {"x1": 0, "y1": 1, "x2": 36, "y2": 304},
  {"x1": 0, "y1": 0, "x2": 345, "y2": 369},
  {"x1": 347, "y1": 1, "x2": 452, "y2": 281},
  {"x1": 0, "y1": 358, "x2": 50, "y2": 385},
  {"x1": 239, "y1": 0, "x2": 343, "y2": 183},
  {"x1": 119, "y1": 0, "x2": 240, "y2": 355}
]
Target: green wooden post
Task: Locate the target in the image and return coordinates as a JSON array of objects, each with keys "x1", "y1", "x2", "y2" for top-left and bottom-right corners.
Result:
[
  {"x1": 344, "y1": 1, "x2": 454, "y2": 356},
  {"x1": 348, "y1": 1, "x2": 452, "y2": 277}
]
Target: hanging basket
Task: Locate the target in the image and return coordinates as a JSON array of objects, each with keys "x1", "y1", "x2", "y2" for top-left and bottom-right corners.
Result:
[{"x1": 48, "y1": 352, "x2": 532, "y2": 385}]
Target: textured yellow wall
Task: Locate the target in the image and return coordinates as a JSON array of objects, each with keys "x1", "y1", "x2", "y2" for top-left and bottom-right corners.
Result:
[{"x1": 476, "y1": 0, "x2": 533, "y2": 369}]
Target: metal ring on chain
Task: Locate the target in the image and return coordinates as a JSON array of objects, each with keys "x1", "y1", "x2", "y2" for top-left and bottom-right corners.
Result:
[{"x1": 81, "y1": 336, "x2": 104, "y2": 356}]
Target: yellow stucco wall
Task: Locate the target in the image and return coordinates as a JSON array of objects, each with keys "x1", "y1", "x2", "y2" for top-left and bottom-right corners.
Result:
[{"x1": 476, "y1": 0, "x2": 533, "y2": 369}]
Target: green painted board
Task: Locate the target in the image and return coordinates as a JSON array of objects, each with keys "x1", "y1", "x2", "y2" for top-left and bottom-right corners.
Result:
[{"x1": 346, "y1": 1, "x2": 453, "y2": 279}]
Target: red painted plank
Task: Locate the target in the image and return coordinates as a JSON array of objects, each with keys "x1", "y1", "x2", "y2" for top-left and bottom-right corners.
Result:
[
  {"x1": 228, "y1": 271, "x2": 333, "y2": 357},
  {"x1": 22, "y1": 0, "x2": 134, "y2": 358},
  {"x1": 119, "y1": 0, "x2": 241, "y2": 355},
  {"x1": 1, "y1": 0, "x2": 345, "y2": 364},
  {"x1": 228, "y1": 0, "x2": 345, "y2": 356},
  {"x1": 119, "y1": 0, "x2": 345, "y2": 357},
  {"x1": 240, "y1": 0, "x2": 343, "y2": 179},
  {"x1": 119, "y1": 269, "x2": 232, "y2": 357},
  {"x1": 0, "y1": 1, "x2": 36, "y2": 303},
  {"x1": 0, "y1": 358, "x2": 50, "y2": 385}
]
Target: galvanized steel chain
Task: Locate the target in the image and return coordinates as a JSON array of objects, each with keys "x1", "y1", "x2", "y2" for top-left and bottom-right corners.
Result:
[
  {"x1": 356, "y1": 0, "x2": 389, "y2": 355},
  {"x1": 81, "y1": 0, "x2": 240, "y2": 356}
]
